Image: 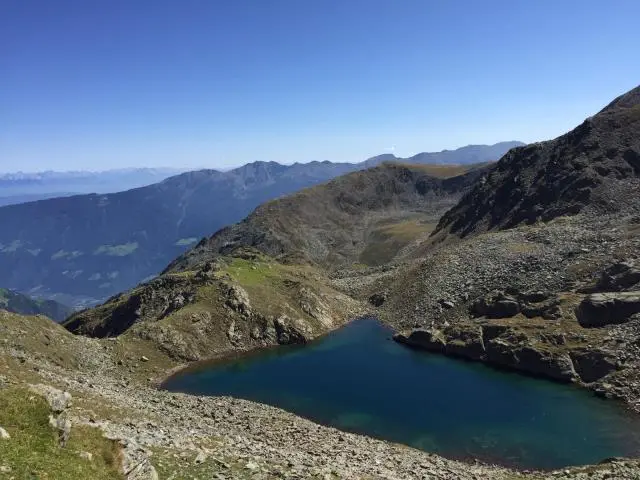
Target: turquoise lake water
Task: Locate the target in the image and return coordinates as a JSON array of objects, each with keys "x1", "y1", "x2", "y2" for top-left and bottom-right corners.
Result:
[{"x1": 162, "y1": 318, "x2": 640, "y2": 469}]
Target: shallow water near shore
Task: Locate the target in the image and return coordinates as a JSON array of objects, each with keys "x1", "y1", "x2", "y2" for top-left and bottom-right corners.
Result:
[{"x1": 162, "y1": 318, "x2": 640, "y2": 470}]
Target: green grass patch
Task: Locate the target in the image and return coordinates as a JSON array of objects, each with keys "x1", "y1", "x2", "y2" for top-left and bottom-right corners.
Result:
[
  {"x1": 0, "y1": 388, "x2": 123, "y2": 479},
  {"x1": 224, "y1": 257, "x2": 282, "y2": 287}
]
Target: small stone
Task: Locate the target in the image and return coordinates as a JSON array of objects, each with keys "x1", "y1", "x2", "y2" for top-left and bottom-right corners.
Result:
[
  {"x1": 50, "y1": 415, "x2": 72, "y2": 447},
  {"x1": 194, "y1": 450, "x2": 207, "y2": 464},
  {"x1": 245, "y1": 461, "x2": 259, "y2": 470},
  {"x1": 0, "y1": 427, "x2": 10, "y2": 439},
  {"x1": 79, "y1": 451, "x2": 93, "y2": 461},
  {"x1": 141, "y1": 356, "x2": 149, "y2": 362},
  {"x1": 32, "y1": 386, "x2": 72, "y2": 413},
  {"x1": 0, "y1": 465, "x2": 11, "y2": 473}
]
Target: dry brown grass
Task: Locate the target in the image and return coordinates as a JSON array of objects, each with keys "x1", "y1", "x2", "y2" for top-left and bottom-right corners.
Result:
[
  {"x1": 387, "y1": 162, "x2": 486, "y2": 178},
  {"x1": 360, "y1": 219, "x2": 436, "y2": 265}
]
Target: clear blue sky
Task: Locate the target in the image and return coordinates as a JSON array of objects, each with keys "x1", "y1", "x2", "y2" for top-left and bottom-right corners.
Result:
[{"x1": 1, "y1": 0, "x2": 639, "y2": 172}]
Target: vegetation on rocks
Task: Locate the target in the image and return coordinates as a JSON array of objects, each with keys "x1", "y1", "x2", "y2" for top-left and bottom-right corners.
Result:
[
  {"x1": 0, "y1": 387, "x2": 123, "y2": 479},
  {"x1": 65, "y1": 250, "x2": 363, "y2": 363}
]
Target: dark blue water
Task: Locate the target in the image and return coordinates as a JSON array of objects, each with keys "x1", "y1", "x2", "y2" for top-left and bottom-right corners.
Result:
[{"x1": 163, "y1": 318, "x2": 640, "y2": 469}]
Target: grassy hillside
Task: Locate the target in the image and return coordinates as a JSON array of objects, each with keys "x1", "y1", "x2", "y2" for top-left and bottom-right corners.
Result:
[
  {"x1": 0, "y1": 388, "x2": 123, "y2": 479},
  {"x1": 167, "y1": 163, "x2": 488, "y2": 274}
]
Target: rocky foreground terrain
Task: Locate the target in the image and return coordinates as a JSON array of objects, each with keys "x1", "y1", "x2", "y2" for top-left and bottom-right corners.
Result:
[
  {"x1": 1, "y1": 87, "x2": 640, "y2": 479},
  {"x1": 2, "y1": 310, "x2": 640, "y2": 480}
]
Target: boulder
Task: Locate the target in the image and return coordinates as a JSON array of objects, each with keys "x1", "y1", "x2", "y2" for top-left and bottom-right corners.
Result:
[
  {"x1": 471, "y1": 291, "x2": 520, "y2": 318},
  {"x1": 31, "y1": 385, "x2": 72, "y2": 414},
  {"x1": 194, "y1": 450, "x2": 208, "y2": 464},
  {"x1": 395, "y1": 325, "x2": 485, "y2": 360},
  {"x1": 576, "y1": 292, "x2": 640, "y2": 327},
  {"x1": 79, "y1": 451, "x2": 93, "y2": 461},
  {"x1": 485, "y1": 339, "x2": 576, "y2": 382},
  {"x1": 570, "y1": 349, "x2": 618, "y2": 383},
  {"x1": 49, "y1": 414, "x2": 71, "y2": 447},
  {"x1": 438, "y1": 299, "x2": 455, "y2": 309},
  {"x1": 273, "y1": 315, "x2": 307, "y2": 345},
  {"x1": 521, "y1": 301, "x2": 562, "y2": 320},
  {"x1": 443, "y1": 326, "x2": 485, "y2": 360},
  {"x1": 515, "y1": 347, "x2": 576, "y2": 382},
  {"x1": 472, "y1": 289, "x2": 564, "y2": 320},
  {"x1": 368, "y1": 292, "x2": 387, "y2": 307},
  {"x1": 223, "y1": 282, "x2": 251, "y2": 316},
  {"x1": 393, "y1": 328, "x2": 446, "y2": 353},
  {"x1": 0, "y1": 427, "x2": 10, "y2": 440},
  {"x1": 519, "y1": 290, "x2": 551, "y2": 303},
  {"x1": 596, "y1": 261, "x2": 640, "y2": 292}
]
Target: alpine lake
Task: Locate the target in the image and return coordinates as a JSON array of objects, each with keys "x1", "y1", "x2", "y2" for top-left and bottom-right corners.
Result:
[{"x1": 163, "y1": 318, "x2": 640, "y2": 470}]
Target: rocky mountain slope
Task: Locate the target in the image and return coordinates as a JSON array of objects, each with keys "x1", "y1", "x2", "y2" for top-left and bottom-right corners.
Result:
[
  {"x1": 66, "y1": 82, "x2": 640, "y2": 409},
  {"x1": 0, "y1": 143, "x2": 518, "y2": 307},
  {"x1": 167, "y1": 163, "x2": 489, "y2": 273},
  {"x1": 0, "y1": 288, "x2": 72, "y2": 322},
  {"x1": 370, "y1": 85, "x2": 640, "y2": 410},
  {"x1": 0, "y1": 192, "x2": 80, "y2": 207},
  {"x1": 64, "y1": 163, "x2": 484, "y2": 361},
  {"x1": 435, "y1": 87, "x2": 640, "y2": 237}
]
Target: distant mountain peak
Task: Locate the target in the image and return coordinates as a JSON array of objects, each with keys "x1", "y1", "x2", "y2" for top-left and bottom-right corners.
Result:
[{"x1": 362, "y1": 142, "x2": 523, "y2": 168}]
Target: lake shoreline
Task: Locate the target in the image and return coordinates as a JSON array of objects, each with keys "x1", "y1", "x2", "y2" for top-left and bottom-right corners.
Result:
[{"x1": 162, "y1": 318, "x2": 640, "y2": 470}]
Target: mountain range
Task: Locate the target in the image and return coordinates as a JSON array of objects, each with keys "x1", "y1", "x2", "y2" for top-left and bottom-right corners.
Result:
[
  {"x1": 0, "y1": 167, "x2": 188, "y2": 206},
  {"x1": 0, "y1": 142, "x2": 520, "y2": 307},
  {"x1": 0, "y1": 288, "x2": 72, "y2": 322},
  {"x1": 2, "y1": 86, "x2": 639, "y2": 479}
]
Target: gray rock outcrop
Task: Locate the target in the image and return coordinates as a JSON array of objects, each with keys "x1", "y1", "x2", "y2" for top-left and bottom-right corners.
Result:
[
  {"x1": 576, "y1": 292, "x2": 640, "y2": 327},
  {"x1": 596, "y1": 261, "x2": 640, "y2": 292},
  {"x1": 470, "y1": 289, "x2": 561, "y2": 320}
]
